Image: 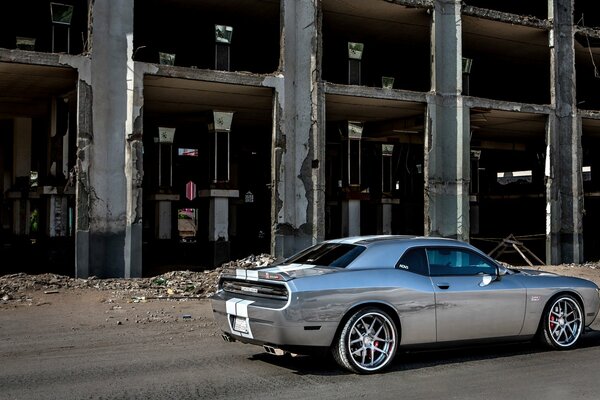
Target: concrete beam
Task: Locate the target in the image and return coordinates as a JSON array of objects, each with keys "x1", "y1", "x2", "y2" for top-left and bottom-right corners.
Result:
[
  {"x1": 576, "y1": 26, "x2": 600, "y2": 40},
  {"x1": 0, "y1": 48, "x2": 67, "y2": 67},
  {"x1": 425, "y1": 0, "x2": 470, "y2": 241},
  {"x1": 462, "y1": 6, "x2": 551, "y2": 30},
  {"x1": 324, "y1": 82, "x2": 428, "y2": 103},
  {"x1": 272, "y1": 0, "x2": 324, "y2": 258},
  {"x1": 546, "y1": 0, "x2": 584, "y2": 264},
  {"x1": 464, "y1": 96, "x2": 553, "y2": 115},
  {"x1": 384, "y1": 0, "x2": 433, "y2": 9},
  {"x1": 579, "y1": 110, "x2": 600, "y2": 120},
  {"x1": 150, "y1": 64, "x2": 280, "y2": 89}
]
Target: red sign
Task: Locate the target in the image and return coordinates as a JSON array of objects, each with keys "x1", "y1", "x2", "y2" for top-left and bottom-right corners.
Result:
[{"x1": 186, "y1": 181, "x2": 197, "y2": 201}]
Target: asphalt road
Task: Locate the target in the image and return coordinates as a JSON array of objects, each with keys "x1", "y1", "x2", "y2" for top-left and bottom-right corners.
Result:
[{"x1": 1, "y1": 291, "x2": 600, "y2": 400}]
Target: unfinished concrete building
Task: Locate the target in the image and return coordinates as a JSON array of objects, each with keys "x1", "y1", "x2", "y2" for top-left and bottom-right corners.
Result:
[{"x1": 1, "y1": 0, "x2": 599, "y2": 277}]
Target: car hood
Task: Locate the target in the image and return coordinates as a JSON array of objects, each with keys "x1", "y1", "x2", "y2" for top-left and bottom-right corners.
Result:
[{"x1": 514, "y1": 268, "x2": 559, "y2": 277}]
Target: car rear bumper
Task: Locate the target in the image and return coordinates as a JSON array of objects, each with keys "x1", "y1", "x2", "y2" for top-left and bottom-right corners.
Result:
[{"x1": 211, "y1": 291, "x2": 338, "y2": 348}]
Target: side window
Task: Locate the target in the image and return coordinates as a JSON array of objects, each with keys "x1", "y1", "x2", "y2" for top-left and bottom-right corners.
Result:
[
  {"x1": 397, "y1": 248, "x2": 429, "y2": 276},
  {"x1": 426, "y1": 248, "x2": 496, "y2": 276}
]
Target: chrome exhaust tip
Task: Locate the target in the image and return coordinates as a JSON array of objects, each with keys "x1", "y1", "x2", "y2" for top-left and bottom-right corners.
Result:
[
  {"x1": 263, "y1": 345, "x2": 285, "y2": 356},
  {"x1": 222, "y1": 333, "x2": 235, "y2": 343}
]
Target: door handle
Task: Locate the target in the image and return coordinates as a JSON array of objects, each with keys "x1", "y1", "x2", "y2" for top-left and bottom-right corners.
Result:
[{"x1": 436, "y1": 283, "x2": 450, "y2": 290}]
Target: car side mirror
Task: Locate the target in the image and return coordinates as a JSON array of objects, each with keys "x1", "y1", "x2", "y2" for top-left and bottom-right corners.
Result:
[{"x1": 497, "y1": 265, "x2": 508, "y2": 279}]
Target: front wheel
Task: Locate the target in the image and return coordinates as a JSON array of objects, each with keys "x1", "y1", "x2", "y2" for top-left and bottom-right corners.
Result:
[
  {"x1": 332, "y1": 308, "x2": 398, "y2": 374},
  {"x1": 540, "y1": 295, "x2": 583, "y2": 349}
]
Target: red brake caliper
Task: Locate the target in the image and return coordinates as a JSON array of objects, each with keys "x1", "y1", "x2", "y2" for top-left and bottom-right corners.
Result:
[{"x1": 550, "y1": 307, "x2": 556, "y2": 330}]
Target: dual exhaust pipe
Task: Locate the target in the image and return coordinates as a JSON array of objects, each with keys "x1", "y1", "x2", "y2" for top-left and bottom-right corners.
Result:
[
  {"x1": 221, "y1": 333, "x2": 290, "y2": 357},
  {"x1": 263, "y1": 345, "x2": 286, "y2": 356}
]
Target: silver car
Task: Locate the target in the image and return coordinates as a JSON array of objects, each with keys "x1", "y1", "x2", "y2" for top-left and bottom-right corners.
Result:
[{"x1": 211, "y1": 236, "x2": 600, "y2": 373}]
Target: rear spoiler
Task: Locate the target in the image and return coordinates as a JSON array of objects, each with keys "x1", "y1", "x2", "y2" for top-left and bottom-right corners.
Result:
[{"x1": 221, "y1": 268, "x2": 292, "y2": 282}]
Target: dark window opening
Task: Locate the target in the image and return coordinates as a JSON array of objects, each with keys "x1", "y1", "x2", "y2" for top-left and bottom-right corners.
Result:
[
  {"x1": 322, "y1": 3, "x2": 430, "y2": 92},
  {"x1": 0, "y1": 0, "x2": 89, "y2": 55},
  {"x1": 463, "y1": 18, "x2": 550, "y2": 104},
  {"x1": 133, "y1": 0, "x2": 279, "y2": 74},
  {"x1": 575, "y1": 35, "x2": 600, "y2": 111},
  {"x1": 575, "y1": 1, "x2": 600, "y2": 29}
]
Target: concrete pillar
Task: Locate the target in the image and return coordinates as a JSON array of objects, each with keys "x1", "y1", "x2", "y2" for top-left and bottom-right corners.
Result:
[
  {"x1": 124, "y1": 61, "x2": 150, "y2": 278},
  {"x1": 75, "y1": 1, "x2": 133, "y2": 277},
  {"x1": 75, "y1": 77, "x2": 91, "y2": 278},
  {"x1": 199, "y1": 189, "x2": 239, "y2": 266},
  {"x1": 13, "y1": 118, "x2": 32, "y2": 181},
  {"x1": 12, "y1": 117, "x2": 32, "y2": 236},
  {"x1": 273, "y1": 0, "x2": 324, "y2": 258},
  {"x1": 546, "y1": 0, "x2": 583, "y2": 263},
  {"x1": 377, "y1": 200, "x2": 398, "y2": 235},
  {"x1": 155, "y1": 201, "x2": 172, "y2": 240},
  {"x1": 208, "y1": 197, "x2": 231, "y2": 241},
  {"x1": 424, "y1": 0, "x2": 470, "y2": 241},
  {"x1": 341, "y1": 199, "x2": 361, "y2": 237}
]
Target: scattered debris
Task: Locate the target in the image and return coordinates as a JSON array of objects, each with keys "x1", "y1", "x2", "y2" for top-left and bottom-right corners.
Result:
[{"x1": 0, "y1": 254, "x2": 276, "y2": 303}]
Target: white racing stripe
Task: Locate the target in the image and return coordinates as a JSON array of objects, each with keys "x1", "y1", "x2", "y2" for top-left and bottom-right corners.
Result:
[
  {"x1": 225, "y1": 298, "x2": 255, "y2": 339},
  {"x1": 235, "y1": 300, "x2": 254, "y2": 318},
  {"x1": 226, "y1": 298, "x2": 241, "y2": 315},
  {"x1": 263, "y1": 263, "x2": 316, "y2": 273},
  {"x1": 246, "y1": 270, "x2": 259, "y2": 281}
]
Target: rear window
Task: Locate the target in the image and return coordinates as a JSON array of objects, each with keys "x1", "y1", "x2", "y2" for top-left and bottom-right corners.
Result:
[{"x1": 285, "y1": 243, "x2": 366, "y2": 268}]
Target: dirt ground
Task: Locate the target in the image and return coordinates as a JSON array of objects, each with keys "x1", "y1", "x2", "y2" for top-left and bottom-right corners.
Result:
[{"x1": 1, "y1": 261, "x2": 600, "y2": 399}]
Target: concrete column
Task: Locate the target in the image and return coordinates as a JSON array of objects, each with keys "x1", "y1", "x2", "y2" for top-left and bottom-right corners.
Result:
[
  {"x1": 12, "y1": 117, "x2": 32, "y2": 235},
  {"x1": 75, "y1": 1, "x2": 133, "y2": 277},
  {"x1": 424, "y1": 0, "x2": 470, "y2": 241},
  {"x1": 200, "y1": 189, "x2": 239, "y2": 266},
  {"x1": 377, "y1": 200, "x2": 398, "y2": 235},
  {"x1": 273, "y1": 0, "x2": 324, "y2": 258},
  {"x1": 75, "y1": 76, "x2": 92, "y2": 278},
  {"x1": 208, "y1": 197, "x2": 230, "y2": 241},
  {"x1": 341, "y1": 199, "x2": 361, "y2": 237},
  {"x1": 124, "y1": 61, "x2": 149, "y2": 278},
  {"x1": 12, "y1": 118, "x2": 32, "y2": 182},
  {"x1": 546, "y1": 0, "x2": 583, "y2": 263}
]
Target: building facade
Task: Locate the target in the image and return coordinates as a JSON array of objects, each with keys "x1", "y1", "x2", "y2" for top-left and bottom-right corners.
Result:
[{"x1": 0, "y1": 0, "x2": 599, "y2": 277}]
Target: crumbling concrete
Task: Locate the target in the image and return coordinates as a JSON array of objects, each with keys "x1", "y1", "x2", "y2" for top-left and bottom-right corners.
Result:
[
  {"x1": 546, "y1": 0, "x2": 584, "y2": 264},
  {"x1": 425, "y1": 0, "x2": 470, "y2": 241},
  {"x1": 324, "y1": 82, "x2": 427, "y2": 103},
  {"x1": 462, "y1": 6, "x2": 551, "y2": 30},
  {"x1": 272, "y1": 0, "x2": 324, "y2": 258},
  {"x1": 79, "y1": 0, "x2": 134, "y2": 277}
]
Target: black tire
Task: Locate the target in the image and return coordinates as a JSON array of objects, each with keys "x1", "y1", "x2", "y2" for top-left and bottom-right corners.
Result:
[
  {"x1": 539, "y1": 294, "x2": 583, "y2": 350},
  {"x1": 332, "y1": 307, "x2": 398, "y2": 374}
]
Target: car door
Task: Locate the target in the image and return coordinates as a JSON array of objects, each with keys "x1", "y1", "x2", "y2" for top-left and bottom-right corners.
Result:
[{"x1": 427, "y1": 247, "x2": 527, "y2": 342}]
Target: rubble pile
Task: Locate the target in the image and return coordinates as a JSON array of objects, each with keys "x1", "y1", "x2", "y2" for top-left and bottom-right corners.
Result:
[{"x1": 0, "y1": 254, "x2": 276, "y2": 303}]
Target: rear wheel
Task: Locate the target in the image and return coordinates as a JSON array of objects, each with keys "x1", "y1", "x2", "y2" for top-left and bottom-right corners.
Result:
[
  {"x1": 332, "y1": 308, "x2": 398, "y2": 374},
  {"x1": 540, "y1": 295, "x2": 583, "y2": 349}
]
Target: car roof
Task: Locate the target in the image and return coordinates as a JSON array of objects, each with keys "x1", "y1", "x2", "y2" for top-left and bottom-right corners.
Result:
[{"x1": 326, "y1": 235, "x2": 465, "y2": 247}]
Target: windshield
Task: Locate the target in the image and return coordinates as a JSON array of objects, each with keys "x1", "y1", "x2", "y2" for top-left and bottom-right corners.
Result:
[{"x1": 285, "y1": 243, "x2": 366, "y2": 268}]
